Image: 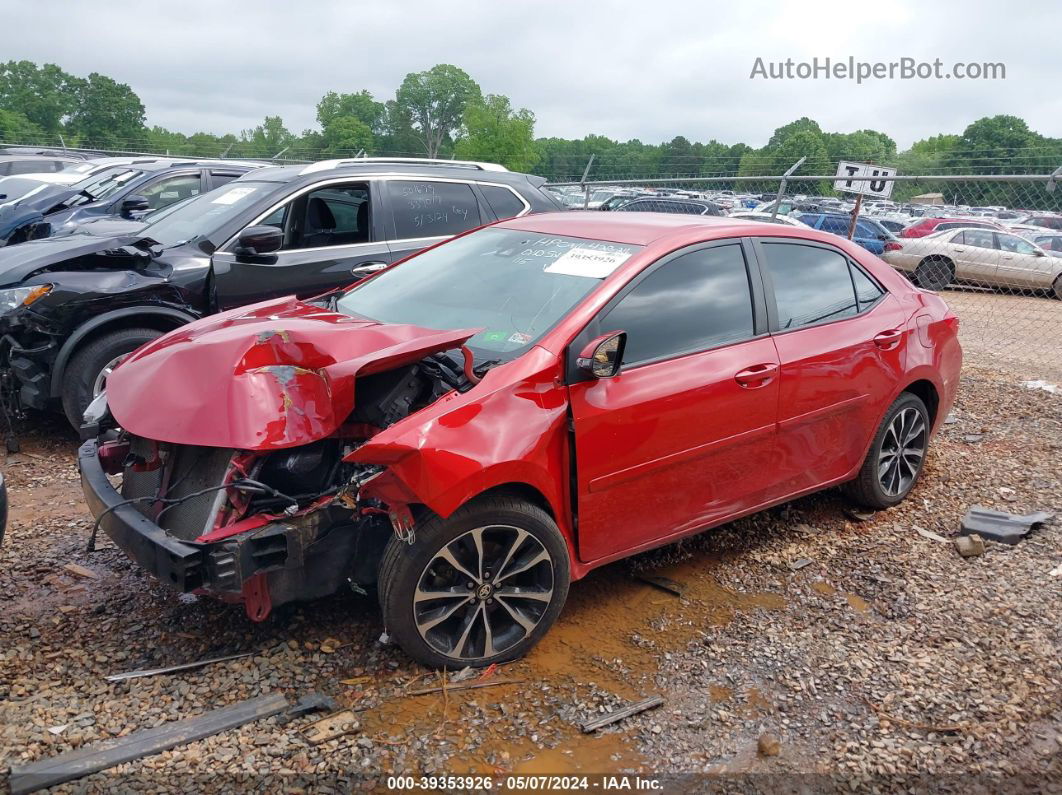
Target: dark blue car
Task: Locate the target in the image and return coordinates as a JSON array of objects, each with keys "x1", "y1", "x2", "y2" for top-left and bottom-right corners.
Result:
[
  {"x1": 0, "y1": 160, "x2": 261, "y2": 246},
  {"x1": 796, "y1": 212, "x2": 899, "y2": 255}
]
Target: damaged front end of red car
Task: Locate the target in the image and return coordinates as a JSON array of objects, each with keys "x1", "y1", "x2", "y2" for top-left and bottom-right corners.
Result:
[{"x1": 78, "y1": 296, "x2": 483, "y2": 620}]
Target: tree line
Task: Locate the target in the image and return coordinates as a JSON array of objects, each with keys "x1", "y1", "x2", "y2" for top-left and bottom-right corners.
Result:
[{"x1": 1, "y1": 59, "x2": 1059, "y2": 208}]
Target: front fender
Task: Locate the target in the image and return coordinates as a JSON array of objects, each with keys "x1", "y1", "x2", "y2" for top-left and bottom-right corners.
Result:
[{"x1": 348, "y1": 347, "x2": 574, "y2": 541}]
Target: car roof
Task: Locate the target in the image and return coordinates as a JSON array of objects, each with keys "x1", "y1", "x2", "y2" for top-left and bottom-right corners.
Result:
[
  {"x1": 241, "y1": 159, "x2": 540, "y2": 187},
  {"x1": 498, "y1": 210, "x2": 823, "y2": 246}
]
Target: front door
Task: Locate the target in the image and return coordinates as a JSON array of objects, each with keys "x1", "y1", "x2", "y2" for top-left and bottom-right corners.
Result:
[
  {"x1": 212, "y1": 180, "x2": 391, "y2": 310},
  {"x1": 568, "y1": 241, "x2": 779, "y2": 563}
]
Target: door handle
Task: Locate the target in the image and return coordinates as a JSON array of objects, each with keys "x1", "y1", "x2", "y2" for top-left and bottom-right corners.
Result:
[
  {"x1": 953, "y1": 247, "x2": 965, "y2": 252},
  {"x1": 351, "y1": 261, "x2": 388, "y2": 278},
  {"x1": 873, "y1": 329, "x2": 903, "y2": 350},
  {"x1": 734, "y1": 363, "x2": 778, "y2": 389}
]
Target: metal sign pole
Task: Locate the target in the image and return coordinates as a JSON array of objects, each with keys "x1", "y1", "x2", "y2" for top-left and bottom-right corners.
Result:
[{"x1": 847, "y1": 193, "x2": 864, "y2": 240}]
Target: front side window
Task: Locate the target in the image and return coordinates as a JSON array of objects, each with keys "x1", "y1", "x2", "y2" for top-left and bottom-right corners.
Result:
[
  {"x1": 139, "y1": 173, "x2": 202, "y2": 210},
  {"x1": 996, "y1": 233, "x2": 1038, "y2": 255},
  {"x1": 292, "y1": 184, "x2": 370, "y2": 249},
  {"x1": 388, "y1": 180, "x2": 481, "y2": 239},
  {"x1": 337, "y1": 228, "x2": 640, "y2": 358},
  {"x1": 602, "y1": 244, "x2": 754, "y2": 365},
  {"x1": 762, "y1": 243, "x2": 858, "y2": 329}
]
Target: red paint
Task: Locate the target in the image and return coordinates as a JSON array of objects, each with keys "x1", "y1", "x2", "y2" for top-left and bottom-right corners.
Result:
[
  {"x1": 105, "y1": 213, "x2": 961, "y2": 582},
  {"x1": 900, "y1": 217, "x2": 1004, "y2": 238},
  {"x1": 106, "y1": 295, "x2": 480, "y2": 450}
]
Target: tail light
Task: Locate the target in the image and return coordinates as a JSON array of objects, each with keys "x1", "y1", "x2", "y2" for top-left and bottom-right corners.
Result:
[{"x1": 884, "y1": 241, "x2": 903, "y2": 252}]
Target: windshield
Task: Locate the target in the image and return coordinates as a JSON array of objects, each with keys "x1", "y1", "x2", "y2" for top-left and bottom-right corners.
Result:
[
  {"x1": 336, "y1": 227, "x2": 643, "y2": 358},
  {"x1": 138, "y1": 181, "x2": 278, "y2": 247},
  {"x1": 74, "y1": 167, "x2": 143, "y2": 201}
]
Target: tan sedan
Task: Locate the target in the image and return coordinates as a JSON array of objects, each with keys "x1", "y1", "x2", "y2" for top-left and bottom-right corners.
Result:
[{"x1": 883, "y1": 227, "x2": 1062, "y2": 298}]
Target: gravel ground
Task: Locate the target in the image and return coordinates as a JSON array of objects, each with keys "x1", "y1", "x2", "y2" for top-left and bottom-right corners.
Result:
[{"x1": 0, "y1": 364, "x2": 1059, "y2": 793}]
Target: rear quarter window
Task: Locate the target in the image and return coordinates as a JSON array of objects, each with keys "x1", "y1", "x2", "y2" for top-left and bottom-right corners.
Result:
[{"x1": 479, "y1": 185, "x2": 526, "y2": 220}]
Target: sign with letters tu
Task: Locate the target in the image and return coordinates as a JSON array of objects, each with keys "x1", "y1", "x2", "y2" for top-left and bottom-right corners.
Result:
[{"x1": 833, "y1": 161, "x2": 897, "y2": 199}]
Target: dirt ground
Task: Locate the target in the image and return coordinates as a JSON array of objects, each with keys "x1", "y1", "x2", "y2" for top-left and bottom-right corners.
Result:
[{"x1": 0, "y1": 310, "x2": 1059, "y2": 791}]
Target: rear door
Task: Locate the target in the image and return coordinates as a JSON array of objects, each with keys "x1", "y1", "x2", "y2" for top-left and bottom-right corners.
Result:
[
  {"x1": 568, "y1": 240, "x2": 778, "y2": 563},
  {"x1": 382, "y1": 178, "x2": 488, "y2": 264},
  {"x1": 211, "y1": 179, "x2": 392, "y2": 309},
  {"x1": 753, "y1": 238, "x2": 907, "y2": 495},
  {"x1": 950, "y1": 228, "x2": 999, "y2": 285}
]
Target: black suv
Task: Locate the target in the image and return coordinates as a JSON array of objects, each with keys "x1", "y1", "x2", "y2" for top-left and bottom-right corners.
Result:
[{"x1": 0, "y1": 157, "x2": 562, "y2": 428}]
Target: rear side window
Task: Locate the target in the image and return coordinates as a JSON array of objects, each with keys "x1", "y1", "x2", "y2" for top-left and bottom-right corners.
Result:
[
  {"x1": 479, "y1": 185, "x2": 526, "y2": 220},
  {"x1": 603, "y1": 244, "x2": 754, "y2": 365},
  {"x1": 388, "y1": 180, "x2": 482, "y2": 239},
  {"x1": 819, "y1": 216, "x2": 849, "y2": 235},
  {"x1": 850, "y1": 265, "x2": 884, "y2": 310},
  {"x1": 210, "y1": 171, "x2": 244, "y2": 189},
  {"x1": 761, "y1": 243, "x2": 858, "y2": 329}
]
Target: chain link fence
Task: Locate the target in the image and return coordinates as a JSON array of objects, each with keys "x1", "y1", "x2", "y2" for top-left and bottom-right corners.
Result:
[{"x1": 544, "y1": 173, "x2": 1062, "y2": 382}]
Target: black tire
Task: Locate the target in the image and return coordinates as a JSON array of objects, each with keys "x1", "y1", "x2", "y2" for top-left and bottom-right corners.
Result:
[
  {"x1": 914, "y1": 257, "x2": 954, "y2": 291},
  {"x1": 1052, "y1": 275, "x2": 1062, "y2": 301},
  {"x1": 61, "y1": 327, "x2": 162, "y2": 428},
  {"x1": 845, "y1": 392, "x2": 931, "y2": 510},
  {"x1": 378, "y1": 495, "x2": 570, "y2": 668}
]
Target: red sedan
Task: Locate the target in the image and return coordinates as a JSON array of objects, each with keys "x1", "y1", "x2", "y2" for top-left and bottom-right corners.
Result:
[
  {"x1": 901, "y1": 216, "x2": 1004, "y2": 238},
  {"x1": 79, "y1": 212, "x2": 961, "y2": 667}
]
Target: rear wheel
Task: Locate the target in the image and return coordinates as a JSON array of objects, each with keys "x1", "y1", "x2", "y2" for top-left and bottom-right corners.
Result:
[
  {"x1": 61, "y1": 327, "x2": 162, "y2": 428},
  {"x1": 845, "y1": 393, "x2": 930, "y2": 510},
  {"x1": 378, "y1": 495, "x2": 570, "y2": 668},
  {"x1": 1052, "y1": 275, "x2": 1062, "y2": 301},
  {"x1": 914, "y1": 257, "x2": 953, "y2": 291}
]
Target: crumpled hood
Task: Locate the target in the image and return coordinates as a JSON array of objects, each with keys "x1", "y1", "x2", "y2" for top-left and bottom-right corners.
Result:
[
  {"x1": 0, "y1": 232, "x2": 146, "y2": 287},
  {"x1": 106, "y1": 296, "x2": 480, "y2": 450}
]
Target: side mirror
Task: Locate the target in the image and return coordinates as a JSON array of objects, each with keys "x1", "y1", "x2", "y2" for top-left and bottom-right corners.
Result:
[
  {"x1": 234, "y1": 225, "x2": 283, "y2": 256},
  {"x1": 120, "y1": 195, "x2": 150, "y2": 217},
  {"x1": 576, "y1": 331, "x2": 626, "y2": 379}
]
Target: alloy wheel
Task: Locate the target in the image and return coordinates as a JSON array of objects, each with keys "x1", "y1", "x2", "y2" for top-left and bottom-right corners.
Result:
[
  {"x1": 413, "y1": 525, "x2": 554, "y2": 661},
  {"x1": 878, "y1": 407, "x2": 927, "y2": 497},
  {"x1": 92, "y1": 353, "x2": 129, "y2": 398}
]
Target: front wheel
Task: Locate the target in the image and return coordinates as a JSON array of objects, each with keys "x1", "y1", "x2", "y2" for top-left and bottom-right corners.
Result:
[
  {"x1": 378, "y1": 495, "x2": 570, "y2": 668},
  {"x1": 61, "y1": 327, "x2": 162, "y2": 428},
  {"x1": 1052, "y1": 275, "x2": 1062, "y2": 301},
  {"x1": 845, "y1": 393, "x2": 931, "y2": 510}
]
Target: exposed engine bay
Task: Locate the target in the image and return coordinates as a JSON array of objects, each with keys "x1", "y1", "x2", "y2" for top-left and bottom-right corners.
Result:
[{"x1": 87, "y1": 351, "x2": 477, "y2": 619}]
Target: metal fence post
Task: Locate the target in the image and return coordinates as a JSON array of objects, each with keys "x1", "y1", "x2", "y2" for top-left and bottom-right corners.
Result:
[
  {"x1": 580, "y1": 154, "x2": 596, "y2": 210},
  {"x1": 770, "y1": 157, "x2": 806, "y2": 220}
]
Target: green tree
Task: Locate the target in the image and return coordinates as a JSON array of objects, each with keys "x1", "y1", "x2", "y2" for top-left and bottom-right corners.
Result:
[
  {"x1": 67, "y1": 73, "x2": 146, "y2": 148},
  {"x1": 242, "y1": 115, "x2": 296, "y2": 158},
  {"x1": 394, "y1": 64, "x2": 481, "y2": 158},
  {"x1": 0, "y1": 60, "x2": 81, "y2": 134},
  {"x1": 454, "y1": 94, "x2": 538, "y2": 171},
  {"x1": 317, "y1": 90, "x2": 385, "y2": 134},
  {"x1": 0, "y1": 108, "x2": 43, "y2": 143},
  {"x1": 321, "y1": 116, "x2": 374, "y2": 156}
]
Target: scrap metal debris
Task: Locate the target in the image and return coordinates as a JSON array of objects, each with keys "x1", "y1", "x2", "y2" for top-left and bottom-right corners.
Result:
[
  {"x1": 581, "y1": 695, "x2": 664, "y2": 733},
  {"x1": 8, "y1": 692, "x2": 289, "y2": 794},
  {"x1": 299, "y1": 709, "x2": 361, "y2": 745},
  {"x1": 960, "y1": 506, "x2": 1055, "y2": 546},
  {"x1": 844, "y1": 508, "x2": 876, "y2": 523},
  {"x1": 104, "y1": 651, "x2": 256, "y2": 682},
  {"x1": 633, "y1": 573, "x2": 685, "y2": 597},
  {"x1": 1020, "y1": 380, "x2": 1058, "y2": 394},
  {"x1": 788, "y1": 558, "x2": 814, "y2": 572}
]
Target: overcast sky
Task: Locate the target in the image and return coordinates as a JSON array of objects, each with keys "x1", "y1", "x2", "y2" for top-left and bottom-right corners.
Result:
[{"x1": 3, "y1": 0, "x2": 1059, "y2": 150}]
